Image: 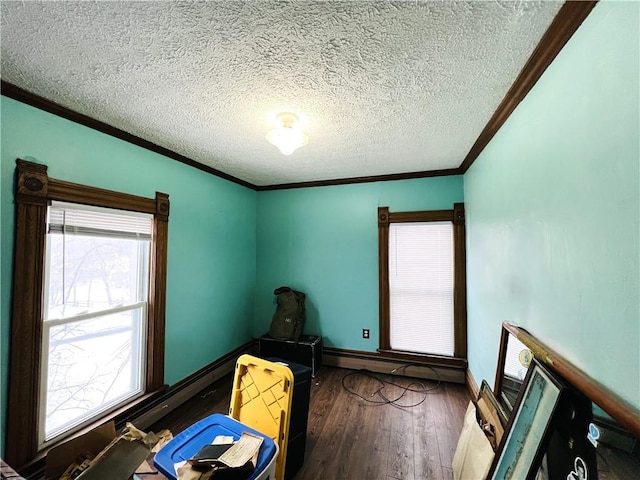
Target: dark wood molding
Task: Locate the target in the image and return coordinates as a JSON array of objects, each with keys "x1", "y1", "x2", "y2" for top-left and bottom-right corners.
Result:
[
  {"x1": 6, "y1": 162, "x2": 50, "y2": 466},
  {"x1": 378, "y1": 207, "x2": 390, "y2": 350},
  {"x1": 459, "y1": 0, "x2": 598, "y2": 173},
  {"x1": 323, "y1": 346, "x2": 382, "y2": 360},
  {"x1": 453, "y1": 202, "x2": 465, "y2": 226},
  {"x1": 147, "y1": 192, "x2": 170, "y2": 391},
  {"x1": 256, "y1": 168, "x2": 462, "y2": 191},
  {"x1": 377, "y1": 205, "x2": 467, "y2": 359},
  {"x1": 1, "y1": 81, "x2": 255, "y2": 190},
  {"x1": 377, "y1": 206, "x2": 390, "y2": 227},
  {"x1": 6, "y1": 159, "x2": 171, "y2": 468},
  {"x1": 155, "y1": 191, "x2": 170, "y2": 222},
  {"x1": 452, "y1": 203, "x2": 467, "y2": 358},
  {"x1": 254, "y1": 2, "x2": 598, "y2": 184},
  {"x1": 500, "y1": 322, "x2": 640, "y2": 440},
  {"x1": 388, "y1": 209, "x2": 453, "y2": 223},
  {"x1": 493, "y1": 324, "x2": 511, "y2": 398},
  {"x1": 15, "y1": 159, "x2": 49, "y2": 205},
  {"x1": 47, "y1": 178, "x2": 157, "y2": 213},
  {"x1": 466, "y1": 367, "x2": 481, "y2": 401}
]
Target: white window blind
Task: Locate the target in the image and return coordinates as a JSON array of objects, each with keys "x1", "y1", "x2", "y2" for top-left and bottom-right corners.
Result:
[
  {"x1": 389, "y1": 221, "x2": 454, "y2": 356},
  {"x1": 48, "y1": 201, "x2": 152, "y2": 239}
]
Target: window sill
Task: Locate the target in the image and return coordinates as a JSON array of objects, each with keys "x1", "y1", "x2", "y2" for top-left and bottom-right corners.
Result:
[{"x1": 18, "y1": 387, "x2": 167, "y2": 478}]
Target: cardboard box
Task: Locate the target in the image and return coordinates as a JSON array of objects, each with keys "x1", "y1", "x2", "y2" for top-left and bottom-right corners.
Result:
[
  {"x1": 452, "y1": 383, "x2": 508, "y2": 480},
  {"x1": 477, "y1": 381, "x2": 506, "y2": 450},
  {"x1": 45, "y1": 422, "x2": 153, "y2": 480},
  {"x1": 476, "y1": 396, "x2": 505, "y2": 449},
  {"x1": 452, "y1": 401, "x2": 495, "y2": 480}
]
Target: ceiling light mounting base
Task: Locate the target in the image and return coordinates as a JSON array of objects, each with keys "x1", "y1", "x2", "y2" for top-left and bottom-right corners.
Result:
[{"x1": 266, "y1": 111, "x2": 309, "y2": 155}]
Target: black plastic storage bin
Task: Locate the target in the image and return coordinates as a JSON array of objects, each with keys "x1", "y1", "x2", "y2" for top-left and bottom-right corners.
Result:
[
  {"x1": 259, "y1": 334, "x2": 322, "y2": 377},
  {"x1": 266, "y1": 357, "x2": 312, "y2": 480}
]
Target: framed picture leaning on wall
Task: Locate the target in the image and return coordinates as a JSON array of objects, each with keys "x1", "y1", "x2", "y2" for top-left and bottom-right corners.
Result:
[{"x1": 488, "y1": 358, "x2": 597, "y2": 480}]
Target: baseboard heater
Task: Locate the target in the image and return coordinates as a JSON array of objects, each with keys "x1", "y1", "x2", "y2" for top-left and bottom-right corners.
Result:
[
  {"x1": 130, "y1": 340, "x2": 257, "y2": 430},
  {"x1": 323, "y1": 347, "x2": 466, "y2": 384}
]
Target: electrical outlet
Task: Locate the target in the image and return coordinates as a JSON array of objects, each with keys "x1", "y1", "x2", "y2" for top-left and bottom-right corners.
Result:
[{"x1": 363, "y1": 328, "x2": 370, "y2": 339}]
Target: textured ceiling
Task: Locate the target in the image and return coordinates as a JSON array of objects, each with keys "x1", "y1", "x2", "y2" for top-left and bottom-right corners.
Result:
[{"x1": 1, "y1": 1, "x2": 562, "y2": 187}]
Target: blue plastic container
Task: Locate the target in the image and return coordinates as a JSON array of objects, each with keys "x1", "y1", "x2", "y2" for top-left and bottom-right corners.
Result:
[{"x1": 154, "y1": 413, "x2": 278, "y2": 479}]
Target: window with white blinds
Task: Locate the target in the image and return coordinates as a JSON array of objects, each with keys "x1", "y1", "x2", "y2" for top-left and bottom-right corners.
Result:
[
  {"x1": 7, "y1": 161, "x2": 170, "y2": 466},
  {"x1": 41, "y1": 201, "x2": 152, "y2": 445},
  {"x1": 388, "y1": 221, "x2": 454, "y2": 356}
]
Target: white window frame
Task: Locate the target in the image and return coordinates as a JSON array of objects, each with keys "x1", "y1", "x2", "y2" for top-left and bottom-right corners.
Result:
[{"x1": 38, "y1": 202, "x2": 153, "y2": 447}]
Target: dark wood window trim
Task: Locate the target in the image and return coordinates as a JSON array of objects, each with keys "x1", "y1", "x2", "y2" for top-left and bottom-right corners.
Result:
[
  {"x1": 6, "y1": 159, "x2": 170, "y2": 468},
  {"x1": 378, "y1": 203, "x2": 467, "y2": 364}
]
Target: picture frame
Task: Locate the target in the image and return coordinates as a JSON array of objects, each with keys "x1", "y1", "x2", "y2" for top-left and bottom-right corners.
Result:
[
  {"x1": 488, "y1": 358, "x2": 564, "y2": 480},
  {"x1": 481, "y1": 379, "x2": 508, "y2": 428}
]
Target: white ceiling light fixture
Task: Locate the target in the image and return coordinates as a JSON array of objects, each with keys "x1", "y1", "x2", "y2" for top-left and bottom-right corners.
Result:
[{"x1": 265, "y1": 112, "x2": 309, "y2": 155}]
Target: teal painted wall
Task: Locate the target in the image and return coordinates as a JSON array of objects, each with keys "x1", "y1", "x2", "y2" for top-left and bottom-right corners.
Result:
[
  {"x1": 255, "y1": 177, "x2": 464, "y2": 349},
  {"x1": 464, "y1": 0, "x2": 639, "y2": 407},
  {"x1": 0, "y1": 97, "x2": 257, "y2": 455}
]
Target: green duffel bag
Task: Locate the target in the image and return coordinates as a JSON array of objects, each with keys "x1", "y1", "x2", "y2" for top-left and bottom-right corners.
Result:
[{"x1": 269, "y1": 286, "x2": 306, "y2": 342}]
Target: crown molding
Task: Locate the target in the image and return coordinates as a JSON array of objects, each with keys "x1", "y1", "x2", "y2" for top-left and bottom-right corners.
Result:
[
  {"x1": 459, "y1": 0, "x2": 598, "y2": 173},
  {"x1": 1, "y1": 81, "x2": 256, "y2": 190}
]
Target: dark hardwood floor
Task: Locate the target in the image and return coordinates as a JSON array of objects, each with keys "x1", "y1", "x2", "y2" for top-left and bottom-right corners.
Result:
[{"x1": 148, "y1": 366, "x2": 471, "y2": 480}]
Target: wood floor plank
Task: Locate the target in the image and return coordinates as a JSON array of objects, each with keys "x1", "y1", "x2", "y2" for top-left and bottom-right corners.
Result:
[
  {"x1": 442, "y1": 466, "x2": 454, "y2": 480},
  {"x1": 374, "y1": 373, "x2": 428, "y2": 480},
  {"x1": 298, "y1": 370, "x2": 390, "y2": 479},
  {"x1": 294, "y1": 369, "x2": 354, "y2": 478},
  {"x1": 444, "y1": 382, "x2": 469, "y2": 433},
  {"x1": 296, "y1": 387, "x2": 352, "y2": 477},
  {"x1": 386, "y1": 405, "x2": 415, "y2": 480},
  {"x1": 357, "y1": 403, "x2": 393, "y2": 479},
  {"x1": 303, "y1": 368, "x2": 344, "y2": 454},
  {"x1": 412, "y1": 386, "x2": 445, "y2": 480},
  {"x1": 432, "y1": 383, "x2": 468, "y2": 471},
  {"x1": 329, "y1": 400, "x2": 372, "y2": 478}
]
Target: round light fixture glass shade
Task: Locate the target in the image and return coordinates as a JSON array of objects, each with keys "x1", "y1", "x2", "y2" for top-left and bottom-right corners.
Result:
[{"x1": 265, "y1": 112, "x2": 309, "y2": 155}]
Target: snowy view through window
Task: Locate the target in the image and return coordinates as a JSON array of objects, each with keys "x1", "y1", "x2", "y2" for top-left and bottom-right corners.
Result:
[{"x1": 43, "y1": 232, "x2": 149, "y2": 442}]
